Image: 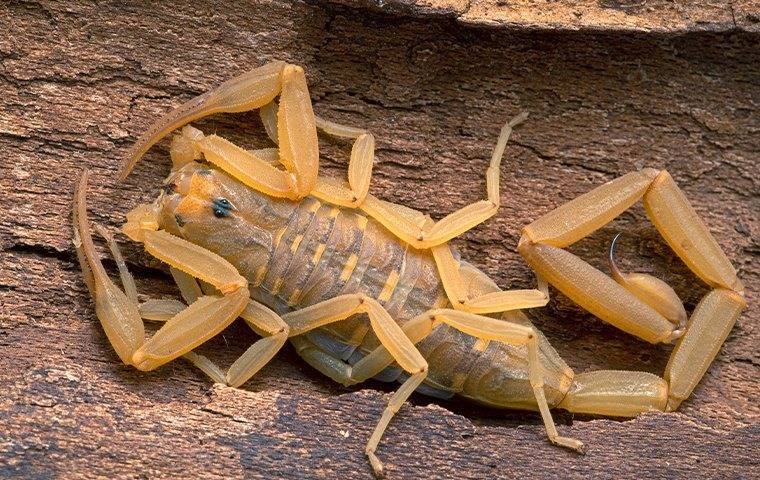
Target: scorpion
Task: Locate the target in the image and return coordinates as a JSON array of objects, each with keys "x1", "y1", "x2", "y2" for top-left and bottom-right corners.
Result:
[{"x1": 73, "y1": 61, "x2": 746, "y2": 476}]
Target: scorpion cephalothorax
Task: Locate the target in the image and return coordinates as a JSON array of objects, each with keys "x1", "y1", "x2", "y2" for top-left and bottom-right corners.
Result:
[{"x1": 74, "y1": 61, "x2": 745, "y2": 476}]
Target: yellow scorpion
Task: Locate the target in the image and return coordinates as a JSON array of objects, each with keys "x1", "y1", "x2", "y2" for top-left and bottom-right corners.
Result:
[{"x1": 73, "y1": 61, "x2": 746, "y2": 476}]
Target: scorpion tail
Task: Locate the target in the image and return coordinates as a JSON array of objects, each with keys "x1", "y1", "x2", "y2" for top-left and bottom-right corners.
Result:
[
  {"x1": 557, "y1": 370, "x2": 668, "y2": 417},
  {"x1": 119, "y1": 61, "x2": 286, "y2": 180}
]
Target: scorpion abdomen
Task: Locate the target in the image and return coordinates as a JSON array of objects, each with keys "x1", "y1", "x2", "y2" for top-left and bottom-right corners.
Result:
[{"x1": 162, "y1": 162, "x2": 572, "y2": 409}]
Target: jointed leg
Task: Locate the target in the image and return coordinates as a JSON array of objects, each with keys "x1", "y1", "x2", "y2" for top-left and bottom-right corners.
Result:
[
  {"x1": 295, "y1": 305, "x2": 583, "y2": 461},
  {"x1": 432, "y1": 242, "x2": 549, "y2": 314},
  {"x1": 282, "y1": 294, "x2": 428, "y2": 476},
  {"x1": 259, "y1": 97, "x2": 376, "y2": 206},
  {"x1": 355, "y1": 113, "x2": 528, "y2": 249},
  {"x1": 124, "y1": 62, "x2": 319, "y2": 201},
  {"x1": 426, "y1": 308, "x2": 583, "y2": 451},
  {"x1": 311, "y1": 132, "x2": 376, "y2": 207},
  {"x1": 147, "y1": 268, "x2": 290, "y2": 388},
  {"x1": 259, "y1": 99, "x2": 367, "y2": 145}
]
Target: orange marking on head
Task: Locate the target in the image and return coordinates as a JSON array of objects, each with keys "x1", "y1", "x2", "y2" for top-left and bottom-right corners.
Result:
[
  {"x1": 188, "y1": 172, "x2": 216, "y2": 199},
  {"x1": 175, "y1": 196, "x2": 206, "y2": 217}
]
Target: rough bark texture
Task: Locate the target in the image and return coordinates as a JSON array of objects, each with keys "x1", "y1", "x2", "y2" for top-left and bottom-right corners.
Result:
[
  {"x1": 337, "y1": 0, "x2": 760, "y2": 32},
  {"x1": 1, "y1": 1, "x2": 758, "y2": 479}
]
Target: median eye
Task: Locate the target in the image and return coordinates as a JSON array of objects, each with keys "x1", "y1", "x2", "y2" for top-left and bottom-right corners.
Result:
[{"x1": 212, "y1": 197, "x2": 234, "y2": 218}]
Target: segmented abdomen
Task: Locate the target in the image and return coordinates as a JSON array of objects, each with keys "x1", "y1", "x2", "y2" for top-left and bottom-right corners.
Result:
[
  {"x1": 163, "y1": 163, "x2": 571, "y2": 407},
  {"x1": 251, "y1": 195, "x2": 500, "y2": 398}
]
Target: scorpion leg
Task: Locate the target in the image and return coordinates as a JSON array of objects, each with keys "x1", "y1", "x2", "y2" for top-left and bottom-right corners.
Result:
[
  {"x1": 259, "y1": 98, "x2": 366, "y2": 146},
  {"x1": 311, "y1": 132, "x2": 376, "y2": 207},
  {"x1": 432, "y1": 242, "x2": 549, "y2": 314},
  {"x1": 259, "y1": 97, "x2": 376, "y2": 208},
  {"x1": 120, "y1": 61, "x2": 287, "y2": 179},
  {"x1": 428, "y1": 309, "x2": 584, "y2": 452},
  {"x1": 261, "y1": 101, "x2": 377, "y2": 209},
  {"x1": 283, "y1": 294, "x2": 428, "y2": 477},
  {"x1": 331, "y1": 308, "x2": 584, "y2": 451},
  {"x1": 149, "y1": 268, "x2": 290, "y2": 388},
  {"x1": 355, "y1": 112, "x2": 527, "y2": 249},
  {"x1": 519, "y1": 168, "x2": 745, "y2": 410},
  {"x1": 360, "y1": 199, "x2": 550, "y2": 315}
]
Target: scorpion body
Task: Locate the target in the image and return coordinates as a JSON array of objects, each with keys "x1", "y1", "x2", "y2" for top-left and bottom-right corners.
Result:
[
  {"x1": 162, "y1": 162, "x2": 572, "y2": 409},
  {"x1": 74, "y1": 61, "x2": 745, "y2": 475}
]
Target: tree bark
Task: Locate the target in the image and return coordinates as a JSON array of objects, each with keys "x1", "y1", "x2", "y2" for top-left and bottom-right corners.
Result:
[{"x1": 337, "y1": 0, "x2": 760, "y2": 33}]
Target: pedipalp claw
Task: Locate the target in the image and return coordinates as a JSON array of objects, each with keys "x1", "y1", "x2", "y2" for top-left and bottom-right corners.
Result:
[{"x1": 73, "y1": 170, "x2": 145, "y2": 364}]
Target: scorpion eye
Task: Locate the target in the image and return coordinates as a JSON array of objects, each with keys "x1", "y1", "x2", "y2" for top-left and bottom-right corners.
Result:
[
  {"x1": 212, "y1": 197, "x2": 234, "y2": 218},
  {"x1": 174, "y1": 214, "x2": 186, "y2": 227}
]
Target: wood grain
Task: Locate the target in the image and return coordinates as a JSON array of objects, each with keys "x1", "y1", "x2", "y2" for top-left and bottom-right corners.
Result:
[
  {"x1": 1, "y1": 1, "x2": 758, "y2": 478},
  {"x1": 337, "y1": 0, "x2": 760, "y2": 32}
]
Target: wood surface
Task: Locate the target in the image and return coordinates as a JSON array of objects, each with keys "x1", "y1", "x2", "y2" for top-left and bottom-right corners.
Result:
[
  {"x1": 1, "y1": 1, "x2": 758, "y2": 479},
  {"x1": 338, "y1": 0, "x2": 760, "y2": 32}
]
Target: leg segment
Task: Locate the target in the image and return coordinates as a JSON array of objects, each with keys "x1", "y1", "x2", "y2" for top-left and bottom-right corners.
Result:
[
  {"x1": 260, "y1": 98, "x2": 375, "y2": 205},
  {"x1": 123, "y1": 63, "x2": 319, "y2": 200},
  {"x1": 357, "y1": 113, "x2": 528, "y2": 249},
  {"x1": 295, "y1": 305, "x2": 583, "y2": 461},
  {"x1": 432, "y1": 241, "x2": 549, "y2": 314},
  {"x1": 282, "y1": 294, "x2": 428, "y2": 476},
  {"x1": 259, "y1": 99, "x2": 368, "y2": 145},
  {"x1": 158, "y1": 268, "x2": 290, "y2": 388},
  {"x1": 311, "y1": 132, "x2": 376, "y2": 207},
  {"x1": 427, "y1": 309, "x2": 584, "y2": 452}
]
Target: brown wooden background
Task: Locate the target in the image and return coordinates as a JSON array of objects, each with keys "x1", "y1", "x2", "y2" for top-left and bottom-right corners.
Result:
[{"x1": 1, "y1": 1, "x2": 758, "y2": 478}]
